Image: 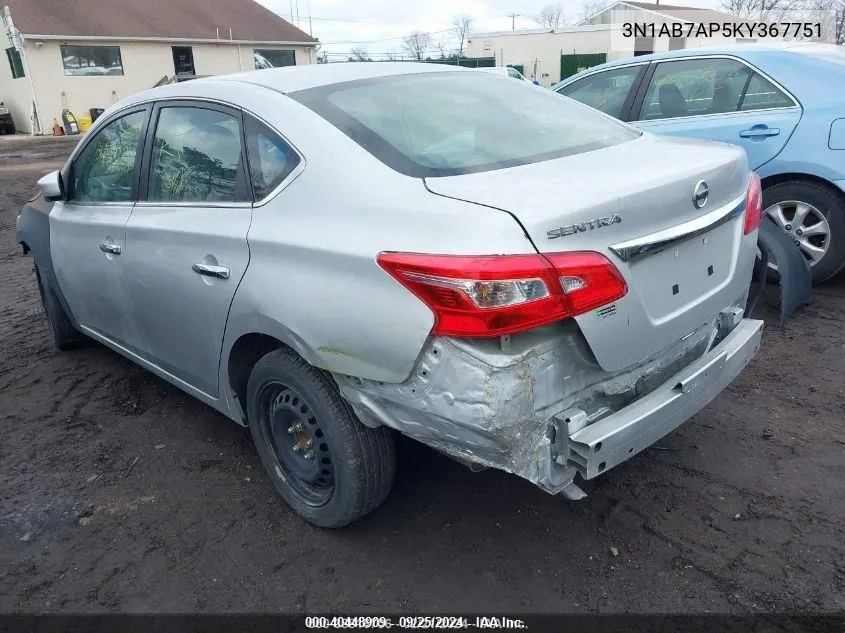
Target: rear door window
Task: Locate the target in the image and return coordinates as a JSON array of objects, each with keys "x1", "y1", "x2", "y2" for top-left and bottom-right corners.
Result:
[
  {"x1": 147, "y1": 105, "x2": 248, "y2": 203},
  {"x1": 637, "y1": 58, "x2": 752, "y2": 120}
]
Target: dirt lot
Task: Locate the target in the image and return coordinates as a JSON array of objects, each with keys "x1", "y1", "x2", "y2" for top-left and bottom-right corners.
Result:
[{"x1": 1, "y1": 135, "x2": 844, "y2": 616}]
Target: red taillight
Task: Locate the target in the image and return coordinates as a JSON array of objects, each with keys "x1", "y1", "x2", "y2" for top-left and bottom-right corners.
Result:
[
  {"x1": 377, "y1": 251, "x2": 628, "y2": 338},
  {"x1": 744, "y1": 172, "x2": 762, "y2": 235}
]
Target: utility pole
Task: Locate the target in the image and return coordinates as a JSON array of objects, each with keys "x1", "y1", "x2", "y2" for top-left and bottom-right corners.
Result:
[{"x1": 508, "y1": 13, "x2": 519, "y2": 29}]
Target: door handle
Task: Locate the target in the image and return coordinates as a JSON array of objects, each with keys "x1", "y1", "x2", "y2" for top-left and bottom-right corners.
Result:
[
  {"x1": 739, "y1": 126, "x2": 780, "y2": 138},
  {"x1": 99, "y1": 243, "x2": 121, "y2": 255},
  {"x1": 192, "y1": 263, "x2": 230, "y2": 280}
]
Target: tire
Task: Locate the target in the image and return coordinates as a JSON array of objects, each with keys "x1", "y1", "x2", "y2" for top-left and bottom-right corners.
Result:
[
  {"x1": 35, "y1": 266, "x2": 86, "y2": 351},
  {"x1": 245, "y1": 347, "x2": 396, "y2": 528},
  {"x1": 763, "y1": 180, "x2": 845, "y2": 284}
]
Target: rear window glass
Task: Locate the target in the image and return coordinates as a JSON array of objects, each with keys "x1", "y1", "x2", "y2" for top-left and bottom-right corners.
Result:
[{"x1": 291, "y1": 71, "x2": 640, "y2": 177}]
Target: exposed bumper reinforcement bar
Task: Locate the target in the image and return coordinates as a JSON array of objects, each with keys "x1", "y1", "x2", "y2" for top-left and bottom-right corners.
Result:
[{"x1": 562, "y1": 318, "x2": 763, "y2": 480}]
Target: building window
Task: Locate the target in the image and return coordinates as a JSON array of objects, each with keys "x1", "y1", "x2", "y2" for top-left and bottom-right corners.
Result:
[
  {"x1": 60, "y1": 45, "x2": 124, "y2": 76},
  {"x1": 254, "y1": 49, "x2": 295, "y2": 69},
  {"x1": 5, "y1": 47, "x2": 25, "y2": 78},
  {"x1": 668, "y1": 37, "x2": 686, "y2": 50}
]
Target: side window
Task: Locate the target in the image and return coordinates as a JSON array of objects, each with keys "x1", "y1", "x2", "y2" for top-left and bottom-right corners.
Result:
[
  {"x1": 148, "y1": 106, "x2": 245, "y2": 203},
  {"x1": 70, "y1": 110, "x2": 145, "y2": 203},
  {"x1": 637, "y1": 58, "x2": 752, "y2": 120},
  {"x1": 557, "y1": 66, "x2": 642, "y2": 120},
  {"x1": 245, "y1": 117, "x2": 301, "y2": 201},
  {"x1": 740, "y1": 73, "x2": 794, "y2": 111}
]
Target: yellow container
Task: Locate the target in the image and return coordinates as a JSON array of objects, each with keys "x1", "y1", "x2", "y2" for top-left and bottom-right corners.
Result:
[{"x1": 77, "y1": 114, "x2": 93, "y2": 132}]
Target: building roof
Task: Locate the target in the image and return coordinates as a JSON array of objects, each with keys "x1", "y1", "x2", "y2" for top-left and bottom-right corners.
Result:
[
  {"x1": 622, "y1": 1, "x2": 744, "y2": 23},
  {"x1": 4, "y1": 0, "x2": 318, "y2": 43}
]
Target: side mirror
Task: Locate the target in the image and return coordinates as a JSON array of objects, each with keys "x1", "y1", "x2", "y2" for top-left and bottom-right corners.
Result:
[{"x1": 37, "y1": 170, "x2": 64, "y2": 201}]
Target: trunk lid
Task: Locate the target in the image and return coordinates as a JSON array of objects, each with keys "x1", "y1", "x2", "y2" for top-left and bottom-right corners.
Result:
[{"x1": 425, "y1": 133, "x2": 756, "y2": 372}]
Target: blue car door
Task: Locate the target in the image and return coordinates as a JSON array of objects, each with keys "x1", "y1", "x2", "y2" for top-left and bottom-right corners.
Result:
[{"x1": 629, "y1": 57, "x2": 802, "y2": 171}]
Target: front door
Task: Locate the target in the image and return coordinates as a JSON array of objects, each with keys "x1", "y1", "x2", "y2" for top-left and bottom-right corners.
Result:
[
  {"x1": 631, "y1": 57, "x2": 802, "y2": 171},
  {"x1": 50, "y1": 107, "x2": 149, "y2": 347},
  {"x1": 122, "y1": 102, "x2": 252, "y2": 397},
  {"x1": 172, "y1": 46, "x2": 195, "y2": 78}
]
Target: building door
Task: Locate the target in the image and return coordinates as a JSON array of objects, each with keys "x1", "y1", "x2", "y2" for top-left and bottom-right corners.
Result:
[{"x1": 172, "y1": 46, "x2": 195, "y2": 78}]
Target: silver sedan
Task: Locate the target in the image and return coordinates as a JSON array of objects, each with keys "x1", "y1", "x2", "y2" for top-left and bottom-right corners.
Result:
[{"x1": 18, "y1": 63, "x2": 765, "y2": 527}]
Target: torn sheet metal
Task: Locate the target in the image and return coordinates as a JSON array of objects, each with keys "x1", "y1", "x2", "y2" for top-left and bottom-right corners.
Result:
[
  {"x1": 755, "y1": 216, "x2": 813, "y2": 326},
  {"x1": 333, "y1": 299, "x2": 750, "y2": 497}
]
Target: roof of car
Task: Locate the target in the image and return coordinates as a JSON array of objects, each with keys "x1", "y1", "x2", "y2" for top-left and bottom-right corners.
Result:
[
  {"x1": 553, "y1": 42, "x2": 845, "y2": 88},
  {"x1": 564, "y1": 42, "x2": 841, "y2": 72},
  {"x1": 210, "y1": 62, "x2": 467, "y2": 93}
]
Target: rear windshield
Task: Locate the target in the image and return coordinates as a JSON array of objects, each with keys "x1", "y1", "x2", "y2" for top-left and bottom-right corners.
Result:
[{"x1": 290, "y1": 71, "x2": 640, "y2": 177}]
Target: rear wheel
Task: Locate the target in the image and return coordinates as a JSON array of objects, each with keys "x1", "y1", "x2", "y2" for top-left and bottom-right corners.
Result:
[
  {"x1": 246, "y1": 347, "x2": 395, "y2": 528},
  {"x1": 35, "y1": 266, "x2": 86, "y2": 350},
  {"x1": 763, "y1": 180, "x2": 845, "y2": 284}
]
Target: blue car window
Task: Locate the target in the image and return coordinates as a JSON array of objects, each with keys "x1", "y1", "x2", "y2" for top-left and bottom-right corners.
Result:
[
  {"x1": 638, "y1": 58, "x2": 752, "y2": 120},
  {"x1": 740, "y1": 73, "x2": 794, "y2": 111},
  {"x1": 558, "y1": 66, "x2": 642, "y2": 119}
]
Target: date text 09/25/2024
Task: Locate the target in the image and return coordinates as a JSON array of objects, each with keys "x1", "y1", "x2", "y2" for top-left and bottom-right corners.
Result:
[
  {"x1": 622, "y1": 21, "x2": 823, "y2": 39},
  {"x1": 304, "y1": 616, "x2": 528, "y2": 629}
]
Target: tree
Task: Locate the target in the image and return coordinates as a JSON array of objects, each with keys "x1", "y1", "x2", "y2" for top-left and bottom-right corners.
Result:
[
  {"x1": 536, "y1": 2, "x2": 566, "y2": 29},
  {"x1": 402, "y1": 31, "x2": 432, "y2": 61},
  {"x1": 582, "y1": 0, "x2": 611, "y2": 21},
  {"x1": 804, "y1": 0, "x2": 845, "y2": 42},
  {"x1": 349, "y1": 47, "x2": 370, "y2": 62},
  {"x1": 452, "y1": 14, "x2": 474, "y2": 56},
  {"x1": 435, "y1": 36, "x2": 451, "y2": 59},
  {"x1": 720, "y1": 0, "x2": 808, "y2": 20}
]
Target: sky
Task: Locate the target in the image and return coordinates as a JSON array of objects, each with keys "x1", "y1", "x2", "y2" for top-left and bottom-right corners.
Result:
[{"x1": 257, "y1": 0, "x2": 727, "y2": 60}]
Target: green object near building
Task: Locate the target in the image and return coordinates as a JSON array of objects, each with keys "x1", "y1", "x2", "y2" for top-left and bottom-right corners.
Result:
[{"x1": 560, "y1": 53, "x2": 607, "y2": 80}]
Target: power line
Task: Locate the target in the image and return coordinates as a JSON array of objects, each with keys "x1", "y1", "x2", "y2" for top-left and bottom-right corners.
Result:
[
  {"x1": 321, "y1": 28, "x2": 454, "y2": 45},
  {"x1": 273, "y1": 12, "x2": 451, "y2": 26}
]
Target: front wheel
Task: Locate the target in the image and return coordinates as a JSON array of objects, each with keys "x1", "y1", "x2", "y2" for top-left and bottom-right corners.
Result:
[
  {"x1": 246, "y1": 347, "x2": 396, "y2": 528},
  {"x1": 35, "y1": 266, "x2": 86, "y2": 350},
  {"x1": 763, "y1": 180, "x2": 845, "y2": 284}
]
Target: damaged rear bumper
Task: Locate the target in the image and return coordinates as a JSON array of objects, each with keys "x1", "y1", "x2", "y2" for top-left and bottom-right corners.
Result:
[
  {"x1": 560, "y1": 318, "x2": 762, "y2": 481},
  {"x1": 334, "y1": 308, "x2": 763, "y2": 499}
]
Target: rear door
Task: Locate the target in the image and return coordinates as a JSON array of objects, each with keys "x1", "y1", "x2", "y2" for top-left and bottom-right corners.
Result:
[
  {"x1": 122, "y1": 101, "x2": 253, "y2": 397},
  {"x1": 50, "y1": 106, "x2": 149, "y2": 347},
  {"x1": 630, "y1": 57, "x2": 802, "y2": 170}
]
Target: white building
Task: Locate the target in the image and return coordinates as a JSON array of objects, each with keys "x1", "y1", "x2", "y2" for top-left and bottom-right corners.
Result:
[
  {"x1": 467, "y1": 1, "x2": 775, "y2": 87},
  {"x1": 1, "y1": 0, "x2": 319, "y2": 134}
]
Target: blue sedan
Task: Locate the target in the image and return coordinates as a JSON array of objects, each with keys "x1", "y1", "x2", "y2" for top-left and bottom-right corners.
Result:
[{"x1": 553, "y1": 43, "x2": 845, "y2": 284}]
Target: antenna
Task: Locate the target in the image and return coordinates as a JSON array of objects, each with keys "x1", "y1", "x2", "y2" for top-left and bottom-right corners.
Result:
[
  {"x1": 307, "y1": 0, "x2": 313, "y2": 35},
  {"x1": 295, "y1": 0, "x2": 300, "y2": 27}
]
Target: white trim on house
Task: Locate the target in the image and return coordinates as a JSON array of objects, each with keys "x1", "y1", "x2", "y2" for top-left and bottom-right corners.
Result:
[
  {"x1": 21, "y1": 33, "x2": 320, "y2": 46},
  {"x1": 22, "y1": 34, "x2": 317, "y2": 46}
]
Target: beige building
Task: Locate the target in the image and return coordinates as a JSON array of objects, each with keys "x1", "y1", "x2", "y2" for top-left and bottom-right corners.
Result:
[
  {"x1": 1, "y1": 0, "x2": 318, "y2": 134},
  {"x1": 467, "y1": 1, "x2": 775, "y2": 87}
]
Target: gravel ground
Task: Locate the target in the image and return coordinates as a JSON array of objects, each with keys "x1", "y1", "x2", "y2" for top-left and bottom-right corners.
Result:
[{"x1": 1, "y1": 136, "x2": 844, "y2": 616}]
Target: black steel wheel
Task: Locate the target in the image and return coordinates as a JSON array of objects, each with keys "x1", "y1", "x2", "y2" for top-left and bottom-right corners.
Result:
[
  {"x1": 246, "y1": 347, "x2": 396, "y2": 528},
  {"x1": 255, "y1": 384, "x2": 335, "y2": 507}
]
